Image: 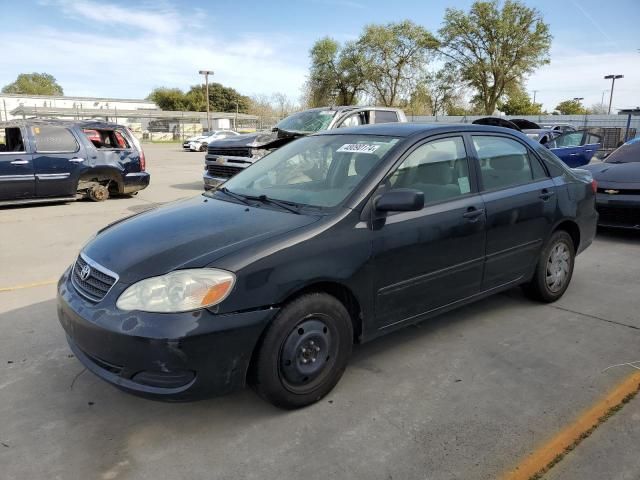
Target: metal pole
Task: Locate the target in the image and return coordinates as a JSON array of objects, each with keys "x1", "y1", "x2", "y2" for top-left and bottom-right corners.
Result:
[
  {"x1": 532, "y1": 90, "x2": 538, "y2": 103},
  {"x1": 608, "y1": 78, "x2": 616, "y2": 115},
  {"x1": 2, "y1": 99, "x2": 7, "y2": 122},
  {"x1": 624, "y1": 113, "x2": 632, "y2": 142},
  {"x1": 205, "y1": 75, "x2": 210, "y2": 132}
]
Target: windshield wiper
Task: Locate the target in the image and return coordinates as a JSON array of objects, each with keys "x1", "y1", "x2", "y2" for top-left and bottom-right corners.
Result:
[
  {"x1": 243, "y1": 194, "x2": 302, "y2": 215},
  {"x1": 216, "y1": 187, "x2": 251, "y2": 206}
]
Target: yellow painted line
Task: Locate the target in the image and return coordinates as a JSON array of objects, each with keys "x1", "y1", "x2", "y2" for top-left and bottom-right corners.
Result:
[
  {"x1": 502, "y1": 370, "x2": 640, "y2": 480},
  {"x1": 0, "y1": 279, "x2": 57, "y2": 292}
]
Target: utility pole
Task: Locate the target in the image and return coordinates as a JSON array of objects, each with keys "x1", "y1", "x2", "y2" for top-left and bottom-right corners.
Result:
[
  {"x1": 199, "y1": 70, "x2": 214, "y2": 132},
  {"x1": 604, "y1": 74, "x2": 623, "y2": 114},
  {"x1": 234, "y1": 101, "x2": 239, "y2": 131},
  {"x1": 601, "y1": 90, "x2": 608, "y2": 111},
  {"x1": 532, "y1": 90, "x2": 538, "y2": 103}
]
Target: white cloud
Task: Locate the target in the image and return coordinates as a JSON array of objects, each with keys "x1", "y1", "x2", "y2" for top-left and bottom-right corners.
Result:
[
  {"x1": 1, "y1": 2, "x2": 308, "y2": 100},
  {"x1": 527, "y1": 49, "x2": 640, "y2": 112}
]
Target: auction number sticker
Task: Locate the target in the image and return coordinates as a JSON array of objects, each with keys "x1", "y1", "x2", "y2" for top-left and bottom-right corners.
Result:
[{"x1": 337, "y1": 144, "x2": 380, "y2": 154}]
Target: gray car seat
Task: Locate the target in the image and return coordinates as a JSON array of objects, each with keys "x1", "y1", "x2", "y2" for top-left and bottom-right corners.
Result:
[{"x1": 481, "y1": 154, "x2": 531, "y2": 189}]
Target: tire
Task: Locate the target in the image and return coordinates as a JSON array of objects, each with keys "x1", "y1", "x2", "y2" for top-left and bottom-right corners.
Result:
[
  {"x1": 199, "y1": 143, "x2": 207, "y2": 152},
  {"x1": 88, "y1": 184, "x2": 109, "y2": 202},
  {"x1": 523, "y1": 230, "x2": 575, "y2": 303},
  {"x1": 251, "y1": 293, "x2": 353, "y2": 409}
]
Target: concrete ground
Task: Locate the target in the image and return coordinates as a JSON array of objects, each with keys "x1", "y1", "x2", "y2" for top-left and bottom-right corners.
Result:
[{"x1": 1, "y1": 144, "x2": 639, "y2": 480}]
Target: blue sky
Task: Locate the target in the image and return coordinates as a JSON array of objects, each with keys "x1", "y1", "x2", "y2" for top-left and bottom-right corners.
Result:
[{"x1": 0, "y1": 0, "x2": 638, "y2": 112}]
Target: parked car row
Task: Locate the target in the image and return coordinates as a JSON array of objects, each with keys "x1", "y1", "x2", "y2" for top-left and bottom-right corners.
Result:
[
  {"x1": 58, "y1": 121, "x2": 599, "y2": 408},
  {"x1": 183, "y1": 130, "x2": 240, "y2": 152}
]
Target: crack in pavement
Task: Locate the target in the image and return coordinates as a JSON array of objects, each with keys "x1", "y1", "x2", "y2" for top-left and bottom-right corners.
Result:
[{"x1": 549, "y1": 304, "x2": 640, "y2": 331}]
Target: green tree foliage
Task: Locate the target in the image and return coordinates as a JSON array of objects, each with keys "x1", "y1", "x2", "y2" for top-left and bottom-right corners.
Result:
[
  {"x1": 307, "y1": 37, "x2": 366, "y2": 107},
  {"x1": 554, "y1": 99, "x2": 588, "y2": 115},
  {"x1": 2, "y1": 72, "x2": 64, "y2": 95},
  {"x1": 147, "y1": 83, "x2": 250, "y2": 113},
  {"x1": 439, "y1": 0, "x2": 551, "y2": 114},
  {"x1": 497, "y1": 87, "x2": 543, "y2": 115},
  {"x1": 358, "y1": 21, "x2": 438, "y2": 106}
]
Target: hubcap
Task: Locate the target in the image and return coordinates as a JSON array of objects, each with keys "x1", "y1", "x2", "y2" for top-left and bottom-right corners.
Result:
[
  {"x1": 546, "y1": 242, "x2": 570, "y2": 293},
  {"x1": 279, "y1": 317, "x2": 335, "y2": 391}
]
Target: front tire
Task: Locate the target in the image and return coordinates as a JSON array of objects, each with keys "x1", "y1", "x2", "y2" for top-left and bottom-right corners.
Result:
[
  {"x1": 523, "y1": 230, "x2": 575, "y2": 302},
  {"x1": 251, "y1": 293, "x2": 353, "y2": 409}
]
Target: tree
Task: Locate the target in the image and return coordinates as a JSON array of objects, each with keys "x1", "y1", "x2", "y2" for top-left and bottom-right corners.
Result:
[
  {"x1": 187, "y1": 83, "x2": 251, "y2": 113},
  {"x1": 148, "y1": 87, "x2": 189, "y2": 110},
  {"x1": 425, "y1": 66, "x2": 464, "y2": 115},
  {"x1": 588, "y1": 103, "x2": 608, "y2": 114},
  {"x1": 307, "y1": 37, "x2": 367, "y2": 107},
  {"x1": 497, "y1": 86, "x2": 542, "y2": 115},
  {"x1": 2, "y1": 72, "x2": 64, "y2": 95},
  {"x1": 358, "y1": 20, "x2": 438, "y2": 106},
  {"x1": 554, "y1": 99, "x2": 587, "y2": 115},
  {"x1": 439, "y1": 0, "x2": 552, "y2": 114}
]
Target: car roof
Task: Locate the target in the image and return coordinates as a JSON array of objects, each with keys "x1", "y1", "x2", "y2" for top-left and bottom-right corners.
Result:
[
  {"x1": 0, "y1": 118, "x2": 123, "y2": 129},
  {"x1": 313, "y1": 122, "x2": 529, "y2": 138}
]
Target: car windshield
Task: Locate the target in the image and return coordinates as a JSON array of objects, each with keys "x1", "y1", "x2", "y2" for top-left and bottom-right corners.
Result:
[
  {"x1": 275, "y1": 110, "x2": 337, "y2": 133},
  {"x1": 605, "y1": 138, "x2": 640, "y2": 163},
  {"x1": 212, "y1": 134, "x2": 400, "y2": 208}
]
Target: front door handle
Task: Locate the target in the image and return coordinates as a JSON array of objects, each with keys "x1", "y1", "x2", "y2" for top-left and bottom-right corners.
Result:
[
  {"x1": 68, "y1": 158, "x2": 85, "y2": 163},
  {"x1": 10, "y1": 160, "x2": 29, "y2": 165},
  {"x1": 463, "y1": 207, "x2": 485, "y2": 220},
  {"x1": 539, "y1": 189, "x2": 556, "y2": 201}
]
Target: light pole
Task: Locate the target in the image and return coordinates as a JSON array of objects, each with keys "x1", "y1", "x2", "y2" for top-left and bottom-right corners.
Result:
[
  {"x1": 601, "y1": 90, "x2": 608, "y2": 111},
  {"x1": 604, "y1": 74, "x2": 623, "y2": 114},
  {"x1": 199, "y1": 69, "x2": 214, "y2": 131}
]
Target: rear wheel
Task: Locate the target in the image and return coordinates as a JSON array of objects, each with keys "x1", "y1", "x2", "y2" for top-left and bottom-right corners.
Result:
[
  {"x1": 523, "y1": 230, "x2": 575, "y2": 302},
  {"x1": 88, "y1": 184, "x2": 109, "y2": 202},
  {"x1": 251, "y1": 293, "x2": 353, "y2": 409}
]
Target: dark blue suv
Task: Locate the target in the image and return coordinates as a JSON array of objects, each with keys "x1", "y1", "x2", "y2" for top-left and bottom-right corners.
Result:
[{"x1": 0, "y1": 119, "x2": 149, "y2": 206}]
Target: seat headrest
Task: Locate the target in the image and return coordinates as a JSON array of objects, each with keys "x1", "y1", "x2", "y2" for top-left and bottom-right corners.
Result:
[
  {"x1": 489, "y1": 154, "x2": 524, "y2": 171},
  {"x1": 354, "y1": 155, "x2": 374, "y2": 176}
]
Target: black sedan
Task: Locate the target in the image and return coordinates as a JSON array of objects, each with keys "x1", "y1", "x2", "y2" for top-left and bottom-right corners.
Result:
[
  {"x1": 583, "y1": 138, "x2": 640, "y2": 229},
  {"x1": 57, "y1": 123, "x2": 598, "y2": 409}
]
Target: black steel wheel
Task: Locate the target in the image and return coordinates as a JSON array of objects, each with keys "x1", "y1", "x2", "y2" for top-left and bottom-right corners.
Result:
[{"x1": 251, "y1": 293, "x2": 353, "y2": 409}]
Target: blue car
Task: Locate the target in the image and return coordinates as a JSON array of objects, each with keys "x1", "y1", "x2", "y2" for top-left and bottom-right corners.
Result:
[{"x1": 473, "y1": 117, "x2": 601, "y2": 168}]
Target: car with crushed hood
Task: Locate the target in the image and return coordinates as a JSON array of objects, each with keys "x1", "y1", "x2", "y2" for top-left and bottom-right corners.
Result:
[
  {"x1": 472, "y1": 117, "x2": 600, "y2": 168},
  {"x1": 202, "y1": 106, "x2": 407, "y2": 189},
  {"x1": 583, "y1": 137, "x2": 640, "y2": 229},
  {"x1": 58, "y1": 122, "x2": 597, "y2": 409}
]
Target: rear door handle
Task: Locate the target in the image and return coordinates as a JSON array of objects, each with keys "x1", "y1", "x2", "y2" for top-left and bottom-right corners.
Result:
[
  {"x1": 463, "y1": 207, "x2": 485, "y2": 220},
  {"x1": 10, "y1": 160, "x2": 29, "y2": 165},
  {"x1": 68, "y1": 158, "x2": 85, "y2": 163},
  {"x1": 539, "y1": 189, "x2": 556, "y2": 201}
]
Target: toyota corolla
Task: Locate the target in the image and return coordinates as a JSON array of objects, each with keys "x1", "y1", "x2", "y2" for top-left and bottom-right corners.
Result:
[{"x1": 57, "y1": 123, "x2": 597, "y2": 409}]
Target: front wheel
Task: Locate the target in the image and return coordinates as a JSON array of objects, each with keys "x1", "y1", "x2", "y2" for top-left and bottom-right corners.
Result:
[
  {"x1": 199, "y1": 142, "x2": 207, "y2": 152},
  {"x1": 523, "y1": 230, "x2": 575, "y2": 302},
  {"x1": 251, "y1": 293, "x2": 353, "y2": 409}
]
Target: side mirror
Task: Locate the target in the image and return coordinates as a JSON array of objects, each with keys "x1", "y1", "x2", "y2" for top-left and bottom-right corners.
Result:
[{"x1": 375, "y1": 189, "x2": 424, "y2": 212}]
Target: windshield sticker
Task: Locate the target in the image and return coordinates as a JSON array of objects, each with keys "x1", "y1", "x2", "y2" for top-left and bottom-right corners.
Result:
[
  {"x1": 458, "y1": 176, "x2": 471, "y2": 194},
  {"x1": 337, "y1": 144, "x2": 381, "y2": 154}
]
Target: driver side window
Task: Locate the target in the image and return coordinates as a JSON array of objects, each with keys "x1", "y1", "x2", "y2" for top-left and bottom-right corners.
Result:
[{"x1": 389, "y1": 137, "x2": 471, "y2": 204}]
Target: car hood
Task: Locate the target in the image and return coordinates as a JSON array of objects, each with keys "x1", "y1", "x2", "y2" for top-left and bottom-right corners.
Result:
[
  {"x1": 209, "y1": 129, "x2": 307, "y2": 150},
  {"x1": 83, "y1": 196, "x2": 321, "y2": 283},
  {"x1": 583, "y1": 162, "x2": 640, "y2": 186}
]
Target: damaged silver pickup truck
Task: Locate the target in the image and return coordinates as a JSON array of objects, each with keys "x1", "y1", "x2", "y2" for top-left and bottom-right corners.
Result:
[{"x1": 203, "y1": 106, "x2": 407, "y2": 189}]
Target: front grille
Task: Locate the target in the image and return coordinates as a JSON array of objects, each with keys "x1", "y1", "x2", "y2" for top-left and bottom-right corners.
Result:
[
  {"x1": 598, "y1": 205, "x2": 640, "y2": 227},
  {"x1": 207, "y1": 164, "x2": 244, "y2": 178},
  {"x1": 207, "y1": 147, "x2": 251, "y2": 157},
  {"x1": 71, "y1": 254, "x2": 118, "y2": 302}
]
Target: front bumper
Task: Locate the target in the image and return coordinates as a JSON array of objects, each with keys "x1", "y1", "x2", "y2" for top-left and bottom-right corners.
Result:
[
  {"x1": 595, "y1": 193, "x2": 640, "y2": 229},
  {"x1": 122, "y1": 172, "x2": 150, "y2": 194},
  {"x1": 57, "y1": 267, "x2": 278, "y2": 400},
  {"x1": 203, "y1": 171, "x2": 226, "y2": 190}
]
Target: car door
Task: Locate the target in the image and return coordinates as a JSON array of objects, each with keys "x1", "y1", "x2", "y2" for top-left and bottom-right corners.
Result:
[
  {"x1": 30, "y1": 125, "x2": 87, "y2": 197},
  {"x1": 371, "y1": 135, "x2": 486, "y2": 328},
  {"x1": 0, "y1": 126, "x2": 34, "y2": 201},
  {"x1": 547, "y1": 131, "x2": 593, "y2": 167},
  {"x1": 471, "y1": 134, "x2": 557, "y2": 290}
]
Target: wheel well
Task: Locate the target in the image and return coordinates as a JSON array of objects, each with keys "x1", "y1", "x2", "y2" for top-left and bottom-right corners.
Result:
[
  {"x1": 77, "y1": 169, "x2": 123, "y2": 194},
  {"x1": 554, "y1": 220, "x2": 580, "y2": 252},
  {"x1": 283, "y1": 282, "x2": 363, "y2": 344}
]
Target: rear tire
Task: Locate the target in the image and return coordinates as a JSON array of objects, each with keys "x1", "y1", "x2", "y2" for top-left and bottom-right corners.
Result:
[
  {"x1": 523, "y1": 230, "x2": 575, "y2": 302},
  {"x1": 88, "y1": 184, "x2": 109, "y2": 202},
  {"x1": 251, "y1": 293, "x2": 353, "y2": 409}
]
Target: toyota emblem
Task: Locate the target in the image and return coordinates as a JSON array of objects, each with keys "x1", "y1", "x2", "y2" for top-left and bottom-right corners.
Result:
[{"x1": 80, "y1": 264, "x2": 91, "y2": 281}]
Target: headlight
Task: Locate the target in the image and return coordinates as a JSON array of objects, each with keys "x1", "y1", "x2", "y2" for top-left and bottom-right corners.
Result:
[
  {"x1": 251, "y1": 148, "x2": 269, "y2": 159},
  {"x1": 116, "y1": 269, "x2": 235, "y2": 313}
]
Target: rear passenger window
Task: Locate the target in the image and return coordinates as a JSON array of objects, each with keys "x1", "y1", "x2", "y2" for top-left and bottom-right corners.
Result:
[
  {"x1": 32, "y1": 126, "x2": 78, "y2": 153},
  {"x1": 473, "y1": 136, "x2": 541, "y2": 190},
  {"x1": 390, "y1": 137, "x2": 471, "y2": 204},
  {"x1": 374, "y1": 111, "x2": 398, "y2": 124},
  {"x1": 0, "y1": 127, "x2": 25, "y2": 153},
  {"x1": 83, "y1": 129, "x2": 130, "y2": 149}
]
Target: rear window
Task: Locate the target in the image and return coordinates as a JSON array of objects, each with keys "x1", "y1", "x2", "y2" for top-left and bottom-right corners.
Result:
[
  {"x1": 0, "y1": 127, "x2": 26, "y2": 153},
  {"x1": 83, "y1": 129, "x2": 131, "y2": 149},
  {"x1": 32, "y1": 126, "x2": 79, "y2": 153},
  {"x1": 374, "y1": 111, "x2": 399, "y2": 124}
]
